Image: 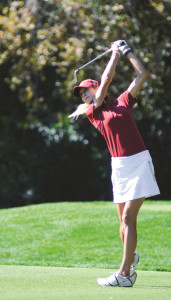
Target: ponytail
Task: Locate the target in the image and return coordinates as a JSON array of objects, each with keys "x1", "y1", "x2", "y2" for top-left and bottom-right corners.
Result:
[{"x1": 68, "y1": 103, "x2": 89, "y2": 119}]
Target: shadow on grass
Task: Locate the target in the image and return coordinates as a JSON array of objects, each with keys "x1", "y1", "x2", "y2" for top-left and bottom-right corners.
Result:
[{"x1": 136, "y1": 285, "x2": 171, "y2": 289}]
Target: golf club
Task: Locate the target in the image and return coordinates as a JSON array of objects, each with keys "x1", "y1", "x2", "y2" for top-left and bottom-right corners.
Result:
[{"x1": 74, "y1": 48, "x2": 112, "y2": 82}]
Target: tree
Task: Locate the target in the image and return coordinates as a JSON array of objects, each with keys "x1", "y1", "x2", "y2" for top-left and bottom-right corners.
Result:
[{"x1": 0, "y1": 0, "x2": 170, "y2": 207}]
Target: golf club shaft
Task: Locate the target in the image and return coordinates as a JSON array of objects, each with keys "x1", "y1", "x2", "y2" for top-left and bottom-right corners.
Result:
[{"x1": 74, "y1": 48, "x2": 112, "y2": 81}]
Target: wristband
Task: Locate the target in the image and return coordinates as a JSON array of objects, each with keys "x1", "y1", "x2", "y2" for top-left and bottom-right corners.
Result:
[{"x1": 123, "y1": 47, "x2": 132, "y2": 56}]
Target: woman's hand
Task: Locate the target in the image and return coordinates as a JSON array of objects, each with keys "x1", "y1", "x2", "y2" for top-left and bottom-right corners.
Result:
[
  {"x1": 111, "y1": 43, "x2": 120, "y2": 56},
  {"x1": 113, "y1": 40, "x2": 132, "y2": 56}
]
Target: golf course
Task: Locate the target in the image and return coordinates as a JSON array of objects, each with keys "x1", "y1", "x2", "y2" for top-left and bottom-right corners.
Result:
[
  {"x1": 0, "y1": 0, "x2": 170, "y2": 299},
  {"x1": 0, "y1": 200, "x2": 171, "y2": 299}
]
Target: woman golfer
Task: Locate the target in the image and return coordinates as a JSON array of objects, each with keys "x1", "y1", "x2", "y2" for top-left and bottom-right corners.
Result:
[{"x1": 69, "y1": 40, "x2": 160, "y2": 287}]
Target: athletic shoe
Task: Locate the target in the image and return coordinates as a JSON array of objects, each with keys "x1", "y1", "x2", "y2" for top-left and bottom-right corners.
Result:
[
  {"x1": 97, "y1": 271, "x2": 137, "y2": 287},
  {"x1": 129, "y1": 266, "x2": 137, "y2": 284},
  {"x1": 131, "y1": 252, "x2": 139, "y2": 268}
]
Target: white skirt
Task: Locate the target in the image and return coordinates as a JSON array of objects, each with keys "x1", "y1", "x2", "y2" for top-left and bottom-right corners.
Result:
[{"x1": 111, "y1": 150, "x2": 160, "y2": 204}]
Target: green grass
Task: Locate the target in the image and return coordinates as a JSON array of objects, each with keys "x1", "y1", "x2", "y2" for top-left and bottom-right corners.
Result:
[
  {"x1": 0, "y1": 265, "x2": 171, "y2": 300},
  {"x1": 0, "y1": 201, "x2": 171, "y2": 299},
  {"x1": 0, "y1": 201, "x2": 171, "y2": 271}
]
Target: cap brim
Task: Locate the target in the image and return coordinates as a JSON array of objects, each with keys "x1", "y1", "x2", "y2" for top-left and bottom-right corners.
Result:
[{"x1": 73, "y1": 86, "x2": 82, "y2": 97}]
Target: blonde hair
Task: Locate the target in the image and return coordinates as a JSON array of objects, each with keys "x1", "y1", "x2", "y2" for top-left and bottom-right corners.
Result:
[{"x1": 68, "y1": 103, "x2": 89, "y2": 119}]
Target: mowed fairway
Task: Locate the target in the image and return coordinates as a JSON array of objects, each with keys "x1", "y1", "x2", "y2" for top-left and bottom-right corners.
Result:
[
  {"x1": 0, "y1": 266, "x2": 171, "y2": 300},
  {"x1": 0, "y1": 201, "x2": 171, "y2": 299}
]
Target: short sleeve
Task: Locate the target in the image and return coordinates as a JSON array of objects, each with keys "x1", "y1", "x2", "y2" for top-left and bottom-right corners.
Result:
[{"x1": 116, "y1": 90, "x2": 137, "y2": 109}]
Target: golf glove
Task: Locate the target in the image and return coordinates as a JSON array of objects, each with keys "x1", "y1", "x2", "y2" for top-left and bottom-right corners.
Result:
[{"x1": 114, "y1": 40, "x2": 132, "y2": 56}]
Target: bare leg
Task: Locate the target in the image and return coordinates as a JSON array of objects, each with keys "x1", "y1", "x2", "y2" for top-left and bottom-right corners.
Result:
[
  {"x1": 118, "y1": 197, "x2": 145, "y2": 277},
  {"x1": 117, "y1": 203, "x2": 125, "y2": 245}
]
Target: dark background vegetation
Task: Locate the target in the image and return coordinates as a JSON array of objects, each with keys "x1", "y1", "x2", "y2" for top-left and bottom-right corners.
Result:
[{"x1": 0, "y1": 0, "x2": 170, "y2": 208}]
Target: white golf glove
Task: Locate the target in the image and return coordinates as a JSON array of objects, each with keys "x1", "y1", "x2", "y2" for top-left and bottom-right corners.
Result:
[
  {"x1": 114, "y1": 40, "x2": 132, "y2": 56},
  {"x1": 111, "y1": 43, "x2": 120, "y2": 56}
]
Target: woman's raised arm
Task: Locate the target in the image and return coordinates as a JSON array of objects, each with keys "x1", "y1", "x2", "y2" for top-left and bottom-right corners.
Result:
[
  {"x1": 94, "y1": 44, "x2": 120, "y2": 108},
  {"x1": 127, "y1": 52, "x2": 148, "y2": 98}
]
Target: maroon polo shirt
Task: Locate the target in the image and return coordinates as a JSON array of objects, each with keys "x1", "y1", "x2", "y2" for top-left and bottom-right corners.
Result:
[{"x1": 86, "y1": 90, "x2": 146, "y2": 157}]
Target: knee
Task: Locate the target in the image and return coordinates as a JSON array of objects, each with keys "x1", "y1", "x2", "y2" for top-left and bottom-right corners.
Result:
[{"x1": 121, "y1": 211, "x2": 136, "y2": 229}]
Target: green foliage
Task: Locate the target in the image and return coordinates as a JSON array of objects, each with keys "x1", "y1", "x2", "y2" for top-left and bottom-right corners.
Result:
[{"x1": 0, "y1": 0, "x2": 170, "y2": 206}]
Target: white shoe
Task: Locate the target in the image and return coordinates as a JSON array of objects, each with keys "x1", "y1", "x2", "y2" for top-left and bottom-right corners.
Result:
[
  {"x1": 129, "y1": 267, "x2": 137, "y2": 284},
  {"x1": 131, "y1": 252, "x2": 139, "y2": 268},
  {"x1": 97, "y1": 271, "x2": 137, "y2": 287}
]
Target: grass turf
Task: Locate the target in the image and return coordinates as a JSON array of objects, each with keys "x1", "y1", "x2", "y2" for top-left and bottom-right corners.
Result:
[
  {"x1": 0, "y1": 265, "x2": 171, "y2": 300},
  {"x1": 0, "y1": 200, "x2": 171, "y2": 271}
]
